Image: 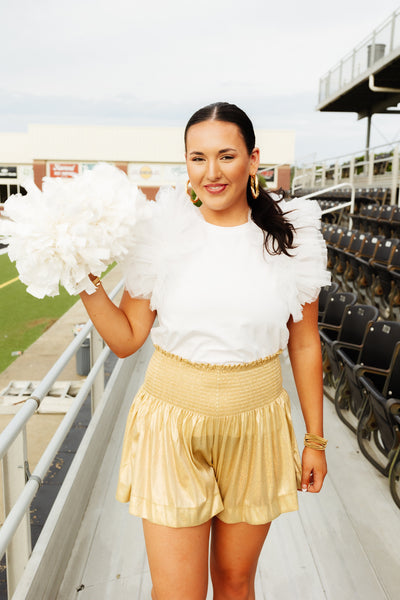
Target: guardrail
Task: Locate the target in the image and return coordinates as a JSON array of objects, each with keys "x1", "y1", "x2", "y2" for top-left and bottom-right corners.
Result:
[
  {"x1": 298, "y1": 183, "x2": 355, "y2": 229},
  {"x1": 0, "y1": 279, "x2": 124, "y2": 598},
  {"x1": 293, "y1": 142, "x2": 400, "y2": 204}
]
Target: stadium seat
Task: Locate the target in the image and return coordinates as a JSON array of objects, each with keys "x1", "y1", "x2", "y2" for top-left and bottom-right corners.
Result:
[
  {"x1": 390, "y1": 206, "x2": 400, "y2": 238},
  {"x1": 341, "y1": 231, "x2": 372, "y2": 292},
  {"x1": 357, "y1": 343, "x2": 400, "y2": 508},
  {"x1": 352, "y1": 235, "x2": 385, "y2": 302},
  {"x1": 331, "y1": 230, "x2": 355, "y2": 283},
  {"x1": 369, "y1": 241, "x2": 400, "y2": 319},
  {"x1": 368, "y1": 238, "x2": 400, "y2": 313},
  {"x1": 318, "y1": 282, "x2": 339, "y2": 320},
  {"x1": 334, "y1": 320, "x2": 400, "y2": 433},
  {"x1": 322, "y1": 304, "x2": 379, "y2": 395}
]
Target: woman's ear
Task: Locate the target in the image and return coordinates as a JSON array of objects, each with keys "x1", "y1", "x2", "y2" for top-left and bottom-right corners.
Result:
[{"x1": 250, "y1": 147, "x2": 260, "y2": 174}]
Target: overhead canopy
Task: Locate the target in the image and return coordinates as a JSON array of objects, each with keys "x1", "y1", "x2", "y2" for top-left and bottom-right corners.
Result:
[{"x1": 317, "y1": 9, "x2": 400, "y2": 119}]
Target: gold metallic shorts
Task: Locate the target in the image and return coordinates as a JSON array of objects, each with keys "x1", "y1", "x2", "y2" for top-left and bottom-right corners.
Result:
[{"x1": 116, "y1": 346, "x2": 301, "y2": 527}]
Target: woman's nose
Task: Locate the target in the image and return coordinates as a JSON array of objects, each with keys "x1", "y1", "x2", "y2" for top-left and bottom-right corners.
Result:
[{"x1": 206, "y1": 160, "x2": 221, "y2": 180}]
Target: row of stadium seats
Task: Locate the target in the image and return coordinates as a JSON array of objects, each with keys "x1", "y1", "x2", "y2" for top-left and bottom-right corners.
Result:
[
  {"x1": 318, "y1": 285, "x2": 400, "y2": 510},
  {"x1": 351, "y1": 203, "x2": 400, "y2": 237},
  {"x1": 322, "y1": 223, "x2": 400, "y2": 320}
]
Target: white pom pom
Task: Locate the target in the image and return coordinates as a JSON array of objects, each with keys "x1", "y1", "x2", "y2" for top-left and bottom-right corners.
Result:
[{"x1": 0, "y1": 163, "x2": 151, "y2": 298}]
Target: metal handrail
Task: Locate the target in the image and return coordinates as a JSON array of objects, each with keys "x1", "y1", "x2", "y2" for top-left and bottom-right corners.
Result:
[
  {"x1": 0, "y1": 278, "x2": 124, "y2": 562},
  {"x1": 299, "y1": 183, "x2": 355, "y2": 228}
]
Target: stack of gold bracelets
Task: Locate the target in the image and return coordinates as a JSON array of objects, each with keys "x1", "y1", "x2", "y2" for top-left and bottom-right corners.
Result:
[{"x1": 304, "y1": 433, "x2": 328, "y2": 451}]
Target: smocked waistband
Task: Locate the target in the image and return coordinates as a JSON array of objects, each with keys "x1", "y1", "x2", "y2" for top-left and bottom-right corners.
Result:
[{"x1": 142, "y1": 346, "x2": 285, "y2": 417}]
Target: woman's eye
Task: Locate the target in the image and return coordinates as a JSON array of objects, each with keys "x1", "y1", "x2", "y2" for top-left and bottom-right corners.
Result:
[
  {"x1": 191, "y1": 157, "x2": 204, "y2": 162},
  {"x1": 221, "y1": 155, "x2": 234, "y2": 161}
]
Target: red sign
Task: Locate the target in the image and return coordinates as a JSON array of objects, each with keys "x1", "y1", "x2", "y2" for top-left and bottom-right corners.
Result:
[
  {"x1": 259, "y1": 168, "x2": 275, "y2": 182},
  {"x1": 49, "y1": 163, "x2": 79, "y2": 178}
]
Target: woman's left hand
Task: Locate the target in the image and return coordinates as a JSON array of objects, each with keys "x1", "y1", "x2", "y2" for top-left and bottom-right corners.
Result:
[{"x1": 300, "y1": 446, "x2": 327, "y2": 493}]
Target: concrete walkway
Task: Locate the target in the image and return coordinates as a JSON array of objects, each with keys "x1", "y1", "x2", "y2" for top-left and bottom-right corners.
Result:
[{"x1": 56, "y1": 344, "x2": 400, "y2": 599}]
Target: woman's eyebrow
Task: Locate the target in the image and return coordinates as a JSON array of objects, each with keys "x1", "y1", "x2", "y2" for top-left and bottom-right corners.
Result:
[
  {"x1": 188, "y1": 148, "x2": 237, "y2": 156},
  {"x1": 218, "y1": 148, "x2": 237, "y2": 154}
]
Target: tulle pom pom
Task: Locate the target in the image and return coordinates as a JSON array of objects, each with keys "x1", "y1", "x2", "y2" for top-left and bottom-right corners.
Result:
[{"x1": 0, "y1": 163, "x2": 150, "y2": 298}]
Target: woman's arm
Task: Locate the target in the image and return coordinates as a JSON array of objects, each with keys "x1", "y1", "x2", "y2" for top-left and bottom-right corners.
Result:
[
  {"x1": 80, "y1": 284, "x2": 156, "y2": 358},
  {"x1": 287, "y1": 299, "x2": 327, "y2": 493}
]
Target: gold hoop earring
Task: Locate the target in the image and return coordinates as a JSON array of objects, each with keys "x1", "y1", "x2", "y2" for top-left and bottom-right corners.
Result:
[
  {"x1": 186, "y1": 179, "x2": 202, "y2": 207},
  {"x1": 250, "y1": 174, "x2": 260, "y2": 199}
]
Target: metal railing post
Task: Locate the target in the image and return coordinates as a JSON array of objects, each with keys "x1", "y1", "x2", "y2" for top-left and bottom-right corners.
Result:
[
  {"x1": 350, "y1": 156, "x2": 356, "y2": 183},
  {"x1": 90, "y1": 329, "x2": 105, "y2": 413},
  {"x1": 334, "y1": 161, "x2": 340, "y2": 185},
  {"x1": 390, "y1": 11, "x2": 396, "y2": 52},
  {"x1": 391, "y1": 145, "x2": 399, "y2": 206},
  {"x1": 368, "y1": 151, "x2": 374, "y2": 185},
  {"x1": 2, "y1": 428, "x2": 31, "y2": 598}
]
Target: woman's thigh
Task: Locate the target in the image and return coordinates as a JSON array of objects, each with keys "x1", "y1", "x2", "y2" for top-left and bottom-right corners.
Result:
[
  {"x1": 210, "y1": 517, "x2": 271, "y2": 596},
  {"x1": 142, "y1": 518, "x2": 212, "y2": 600}
]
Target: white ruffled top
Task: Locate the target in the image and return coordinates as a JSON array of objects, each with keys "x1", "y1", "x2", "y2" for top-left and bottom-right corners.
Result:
[{"x1": 122, "y1": 187, "x2": 330, "y2": 365}]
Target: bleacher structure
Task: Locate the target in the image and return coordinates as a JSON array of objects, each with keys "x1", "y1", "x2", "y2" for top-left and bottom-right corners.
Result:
[{"x1": 314, "y1": 189, "x2": 400, "y2": 511}]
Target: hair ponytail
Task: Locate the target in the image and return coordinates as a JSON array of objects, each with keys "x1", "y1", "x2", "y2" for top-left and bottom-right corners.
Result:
[
  {"x1": 247, "y1": 182, "x2": 295, "y2": 256},
  {"x1": 185, "y1": 102, "x2": 296, "y2": 256}
]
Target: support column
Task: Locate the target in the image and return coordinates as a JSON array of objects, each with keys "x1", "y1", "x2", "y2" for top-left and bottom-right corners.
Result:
[
  {"x1": 33, "y1": 161, "x2": 46, "y2": 190},
  {"x1": 277, "y1": 165, "x2": 291, "y2": 192},
  {"x1": 366, "y1": 113, "x2": 372, "y2": 161}
]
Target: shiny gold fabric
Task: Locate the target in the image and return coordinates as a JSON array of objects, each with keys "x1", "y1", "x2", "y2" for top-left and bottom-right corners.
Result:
[{"x1": 116, "y1": 346, "x2": 302, "y2": 527}]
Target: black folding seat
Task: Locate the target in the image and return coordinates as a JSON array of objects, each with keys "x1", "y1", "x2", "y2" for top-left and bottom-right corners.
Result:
[
  {"x1": 322, "y1": 223, "x2": 338, "y2": 243},
  {"x1": 351, "y1": 204, "x2": 374, "y2": 230},
  {"x1": 390, "y1": 206, "x2": 400, "y2": 238},
  {"x1": 369, "y1": 239, "x2": 400, "y2": 313},
  {"x1": 318, "y1": 282, "x2": 339, "y2": 320},
  {"x1": 334, "y1": 320, "x2": 400, "y2": 433},
  {"x1": 332, "y1": 230, "x2": 355, "y2": 283},
  {"x1": 389, "y1": 415, "x2": 400, "y2": 508},
  {"x1": 318, "y1": 291, "x2": 357, "y2": 335},
  {"x1": 341, "y1": 231, "x2": 371, "y2": 291},
  {"x1": 364, "y1": 204, "x2": 384, "y2": 234},
  {"x1": 321, "y1": 303, "x2": 379, "y2": 398},
  {"x1": 352, "y1": 234, "x2": 385, "y2": 302},
  {"x1": 357, "y1": 344, "x2": 400, "y2": 497},
  {"x1": 378, "y1": 205, "x2": 396, "y2": 237},
  {"x1": 326, "y1": 227, "x2": 346, "y2": 269},
  {"x1": 319, "y1": 292, "x2": 357, "y2": 383}
]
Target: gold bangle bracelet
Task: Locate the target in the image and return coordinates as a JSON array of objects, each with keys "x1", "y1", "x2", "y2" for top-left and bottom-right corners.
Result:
[
  {"x1": 304, "y1": 433, "x2": 327, "y2": 451},
  {"x1": 88, "y1": 274, "x2": 101, "y2": 288}
]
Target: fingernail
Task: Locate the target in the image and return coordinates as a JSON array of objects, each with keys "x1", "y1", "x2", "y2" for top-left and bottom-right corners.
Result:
[{"x1": 301, "y1": 485, "x2": 308, "y2": 492}]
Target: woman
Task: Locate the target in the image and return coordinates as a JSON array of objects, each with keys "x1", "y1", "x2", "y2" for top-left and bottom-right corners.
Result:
[{"x1": 80, "y1": 102, "x2": 330, "y2": 600}]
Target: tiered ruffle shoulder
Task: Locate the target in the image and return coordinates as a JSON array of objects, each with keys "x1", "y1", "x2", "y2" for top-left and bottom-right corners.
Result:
[
  {"x1": 121, "y1": 189, "x2": 330, "y2": 320},
  {"x1": 278, "y1": 196, "x2": 331, "y2": 322},
  {"x1": 121, "y1": 186, "x2": 205, "y2": 310}
]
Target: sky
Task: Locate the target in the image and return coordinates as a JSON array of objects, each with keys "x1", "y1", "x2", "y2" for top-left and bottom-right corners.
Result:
[{"x1": 2, "y1": 0, "x2": 400, "y2": 163}]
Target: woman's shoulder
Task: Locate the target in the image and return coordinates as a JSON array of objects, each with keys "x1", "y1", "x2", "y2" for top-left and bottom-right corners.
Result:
[
  {"x1": 278, "y1": 195, "x2": 330, "y2": 321},
  {"x1": 279, "y1": 195, "x2": 322, "y2": 228}
]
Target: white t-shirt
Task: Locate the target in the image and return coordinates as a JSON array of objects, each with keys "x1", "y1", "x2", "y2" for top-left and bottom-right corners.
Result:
[{"x1": 122, "y1": 187, "x2": 330, "y2": 364}]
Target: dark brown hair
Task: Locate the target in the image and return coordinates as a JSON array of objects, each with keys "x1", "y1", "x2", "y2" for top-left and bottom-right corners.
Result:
[{"x1": 184, "y1": 102, "x2": 295, "y2": 255}]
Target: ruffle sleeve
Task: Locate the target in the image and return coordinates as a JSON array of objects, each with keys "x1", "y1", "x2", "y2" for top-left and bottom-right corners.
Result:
[
  {"x1": 281, "y1": 197, "x2": 331, "y2": 322},
  {"x1": 120, "y1": 186, "x2": 204, "y2": 310}
]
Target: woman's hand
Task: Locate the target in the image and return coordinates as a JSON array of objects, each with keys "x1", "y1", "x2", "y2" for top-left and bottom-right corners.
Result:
[{"x1": 300, "y1": 446, "x2": 327, "y2": 493}]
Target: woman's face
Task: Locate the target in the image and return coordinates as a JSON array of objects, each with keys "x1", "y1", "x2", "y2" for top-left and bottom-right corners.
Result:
[{"x1": 185, "y1": 120, "x2": 260, "y2": 226}]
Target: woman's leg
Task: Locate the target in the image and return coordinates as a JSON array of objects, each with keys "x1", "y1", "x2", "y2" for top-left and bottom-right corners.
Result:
[
  {"x1": 142, "y1": 518, "x2": 212, "y2": 600},
  {"x1": 210, "y1": 518, "x2": 271, "y2": 600}
]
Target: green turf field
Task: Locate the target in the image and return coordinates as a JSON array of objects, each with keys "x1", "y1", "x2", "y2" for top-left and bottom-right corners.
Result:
[{"x1": 0, "y1": 253, "x2": 80, "y2": 374}]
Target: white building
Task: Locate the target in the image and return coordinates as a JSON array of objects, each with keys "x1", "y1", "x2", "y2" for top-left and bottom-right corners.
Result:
[{"x1": 0, "y1": 124, "x2": 295, "y2": 201}]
